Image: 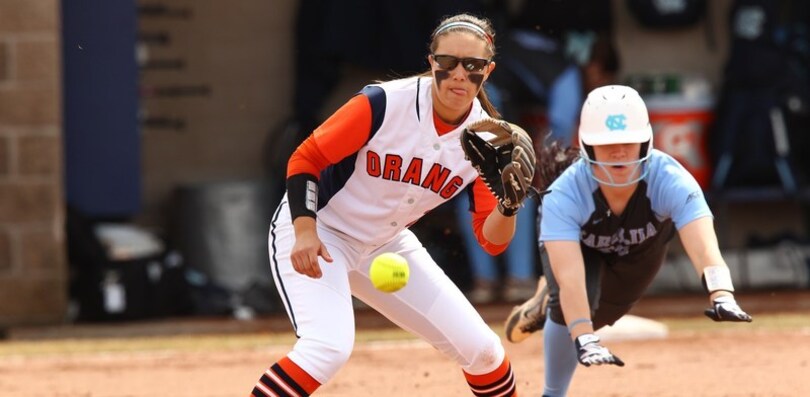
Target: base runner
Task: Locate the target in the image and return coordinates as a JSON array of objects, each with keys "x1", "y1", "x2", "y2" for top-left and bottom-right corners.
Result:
[{"x1": 504, "y1": 85, "x2": 752, "y2": 397}]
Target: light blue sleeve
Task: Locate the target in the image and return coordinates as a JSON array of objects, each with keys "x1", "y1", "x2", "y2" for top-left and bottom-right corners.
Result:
[
  {"x1": 647, "y1": 151, "x2": 713, "y2": 230},
  {"x1": 539, "y1": 164, "x2": 592, "y2": 241}
]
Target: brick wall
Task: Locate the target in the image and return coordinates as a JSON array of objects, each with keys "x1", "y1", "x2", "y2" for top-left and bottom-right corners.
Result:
[{"x1": 0, "y1": 0, "x2": 66, "y2": 325}]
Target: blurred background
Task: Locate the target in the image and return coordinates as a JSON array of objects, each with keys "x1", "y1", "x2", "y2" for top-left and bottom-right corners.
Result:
[{"x1": 0, "y1": 0, "x2": 808, "y2": 327}]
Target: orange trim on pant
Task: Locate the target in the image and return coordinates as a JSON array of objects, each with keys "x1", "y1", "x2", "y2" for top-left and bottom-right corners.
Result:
[
  {"x1": 251, "y1": 355, "x2": 321, "y2": 397},
  {"x1": 464, "y1": 356, "x2": 517, "y2": 396}
]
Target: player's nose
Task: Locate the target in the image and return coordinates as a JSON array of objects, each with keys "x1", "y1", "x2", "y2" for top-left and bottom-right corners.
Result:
[
  {"x1": 610, "y1": 144, "x2": 632, "y2": 159},
  {"x1": 449, "y1": 64, "x2": 468, "y2": 79}
]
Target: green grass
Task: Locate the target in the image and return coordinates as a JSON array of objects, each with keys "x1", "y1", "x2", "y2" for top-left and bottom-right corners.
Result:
[{"x1": 0, "y1": 313, "x2": 806, "y2": 358}]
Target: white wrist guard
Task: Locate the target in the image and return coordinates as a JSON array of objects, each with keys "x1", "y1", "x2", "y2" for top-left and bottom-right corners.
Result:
[{"x1": 702, "y1": 265, "x2": 735, "y2": 293}]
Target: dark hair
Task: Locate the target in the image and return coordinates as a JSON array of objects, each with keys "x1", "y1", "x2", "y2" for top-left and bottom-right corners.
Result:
[
  {"x1": 426, "y1": 14, "x2": 501, "y2": 118},
  {"x1": 534, "y1": 137, "x2": 581, "y2": 191}
]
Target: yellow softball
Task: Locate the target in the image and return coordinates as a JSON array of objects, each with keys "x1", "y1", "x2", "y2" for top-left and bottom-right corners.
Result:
[{"x1": 369, "y1": 252, "x2": 410, "y2": 293}]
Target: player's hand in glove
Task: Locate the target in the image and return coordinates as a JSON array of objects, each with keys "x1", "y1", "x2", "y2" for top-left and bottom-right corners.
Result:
[
  {"x1": 460, "y1": 118, "x2": 537, "y2": 216},
  {"x1": 704, "y1": 295, "x2": 752, "y2": 322},
  {"x1": 575, "y1": 333, "x2": 625, "y2": 367}
]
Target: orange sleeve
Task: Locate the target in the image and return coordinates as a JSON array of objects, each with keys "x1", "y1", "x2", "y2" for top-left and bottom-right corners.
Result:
[
  {"x1": 286, "y1": 94, "x2": 372, "y2": 178},
  {"x1": 469, "y1": 177, "x2": 509, "y2": 255}
]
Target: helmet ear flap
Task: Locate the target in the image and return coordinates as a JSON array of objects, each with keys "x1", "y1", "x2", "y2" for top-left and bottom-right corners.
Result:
[
  {"x1": 582, "y1": 144, "x2": 596, "y2": 161},
  {"x1": 640, "y1": 141, "x2": 650, "y2": 159}
]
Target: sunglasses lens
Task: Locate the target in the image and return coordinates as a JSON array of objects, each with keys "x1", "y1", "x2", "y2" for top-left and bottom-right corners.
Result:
[
  {"x1": 434, "y1": 55, "x2": 459, "y2": 70},
  {"x1": 434, "y1": 55, "x2": 488, "y2": 72},
  {"x1": 462, "y1": 59, "x2": 488, "y2": 72}
]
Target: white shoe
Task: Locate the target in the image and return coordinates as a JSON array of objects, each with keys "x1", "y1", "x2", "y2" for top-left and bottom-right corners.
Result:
[{"x1": 504, "y1": 277, "x2": 549, "y2": 343}]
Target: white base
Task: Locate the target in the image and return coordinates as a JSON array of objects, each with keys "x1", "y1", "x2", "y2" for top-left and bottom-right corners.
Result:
[{"x1": 595, "y1": 314, "x2": 669, "y2": 342}]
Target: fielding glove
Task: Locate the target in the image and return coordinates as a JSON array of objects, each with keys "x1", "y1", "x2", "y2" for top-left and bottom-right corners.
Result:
[
  {"x1": 704, "y1": 295, "x2": 752, "y2": 322},
  {"x1": 575, "y1": 333, "x2": 625, "y2": 367},
  {"x1": 460, "y1": 118, "x2": 536, "y2": 216}
]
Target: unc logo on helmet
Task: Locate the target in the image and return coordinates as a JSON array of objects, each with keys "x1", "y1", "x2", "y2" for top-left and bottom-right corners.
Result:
[{"x1": 605, "y1": 114, "x2": 627, "y2": 131}]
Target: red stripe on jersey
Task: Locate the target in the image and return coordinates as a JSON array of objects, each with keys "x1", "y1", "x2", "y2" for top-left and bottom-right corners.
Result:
[
  {"x1": 431, "y1": 106, "x2": 472, "y2": 136},
  {"x1": 432, "y1": 110, "x2": 456, "y2": 136},
  {"x1": 286, "y1": 94, "x2": 372, "y2": 178}
]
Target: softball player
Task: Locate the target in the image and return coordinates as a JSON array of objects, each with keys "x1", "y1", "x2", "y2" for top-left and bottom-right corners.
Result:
[
  {"x1": 504, "y1": 85, "x2": 753, "y2": 397},
  {"x1": 250, "y1": 14, "x2": 523, "y2": 397}
]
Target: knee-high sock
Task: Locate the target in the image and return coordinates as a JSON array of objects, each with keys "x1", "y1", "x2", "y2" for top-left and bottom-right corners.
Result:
[
  {"x1": 542, "y1": 318, "x2": 578, "y2": 397},
  {"x1": 463, "y1": 356, "x2": 518, "y2": 396},
  {"x1": 251, "y1": 356, "x2": 321, "y2": 397}
]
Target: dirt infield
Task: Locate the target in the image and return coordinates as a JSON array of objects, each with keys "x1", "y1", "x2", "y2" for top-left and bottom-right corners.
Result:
[
  {"x1": 1, "y1": 291, "x2": 809, "y2": 396},
  {"x1": 325, "y1": 327, "x2": 810, "y2": 397}
]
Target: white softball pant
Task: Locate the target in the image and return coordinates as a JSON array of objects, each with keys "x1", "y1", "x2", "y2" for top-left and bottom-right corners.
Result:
[{"x1": 269, "y1": 200, "x2": 504, "y2": 384}]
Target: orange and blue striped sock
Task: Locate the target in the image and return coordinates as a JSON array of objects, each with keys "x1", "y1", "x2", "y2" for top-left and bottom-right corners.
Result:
[
  {"x1": 251, "y1": 356, "x2": 321, "y2": 397},
  {"x1": 463, "y1": 356, "x2": 517, "y2": 397}
]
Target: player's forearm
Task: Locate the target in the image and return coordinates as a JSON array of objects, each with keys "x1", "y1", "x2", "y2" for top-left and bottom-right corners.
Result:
[
  {"x1": 679, "y1": 218, "x2": 734, "y2": 287},
  {"x1": 679, "y1": 217, "x2": 740, "y2": 302},
  {"x1": 680, "y1": 217, "x2": 725, "y2": 272},
  {"x1": 287, "y1": 173, "x2": 319, "y2": 221},
  {"x1": 546, "y1": 241, "x2": 593, "y2": 338},
  {"x1": 293, "y1": 216, "x2": 318, "y2": 238},
  {"x1": 560, "y1": 286, "x2": 594, "y2": 338},
  {"x1": 482, "y1": 209, "x2": 516, "y2": 245}
]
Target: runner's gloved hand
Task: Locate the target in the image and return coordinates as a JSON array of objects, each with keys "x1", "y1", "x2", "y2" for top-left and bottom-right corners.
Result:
[
  {"x1": 575, "y1": 333, "x2": 625, "y2": 367},
  {"x1": 704, "y1": 295, "x2": 752, "y2": 322}
]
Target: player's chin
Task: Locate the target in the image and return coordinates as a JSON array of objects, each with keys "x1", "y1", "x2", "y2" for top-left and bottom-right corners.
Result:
[
  {"x1": 609, "y1": 170, "x2": 630, "y2": 179},
  {"x1": 612, "y1": 172, "x2": 639, "y2": 185}
]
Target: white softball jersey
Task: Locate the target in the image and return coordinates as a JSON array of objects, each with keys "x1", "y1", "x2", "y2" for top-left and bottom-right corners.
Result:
[
  {"x1": 315, "y1": 76, "x2": 486, "y2": 245},
  {"x1": 269, "y1": 76, "x2": 507, "y2": 384}
]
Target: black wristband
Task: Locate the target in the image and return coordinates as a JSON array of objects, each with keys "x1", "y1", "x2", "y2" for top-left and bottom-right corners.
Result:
[{"x1": 287, "y1": 173, "x2": 319, "y2": 220}]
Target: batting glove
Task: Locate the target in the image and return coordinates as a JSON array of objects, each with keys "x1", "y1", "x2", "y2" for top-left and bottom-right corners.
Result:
[
  {"x1": 575, "y1": 333, "x2": 625, "y2": 367},
  {"x1": 704, "y1": 295, "x2": 752, "y2": 322}
]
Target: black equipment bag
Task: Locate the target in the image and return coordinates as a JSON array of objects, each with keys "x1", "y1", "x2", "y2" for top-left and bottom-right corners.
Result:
[{"x1": 67, "y1": 206, "x2": 192, "y2": 322}]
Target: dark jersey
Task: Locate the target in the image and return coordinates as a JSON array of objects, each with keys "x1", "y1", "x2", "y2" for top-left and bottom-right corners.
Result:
[{"x1": 539, "y1": 149, "x2": 712, "y2": 258}]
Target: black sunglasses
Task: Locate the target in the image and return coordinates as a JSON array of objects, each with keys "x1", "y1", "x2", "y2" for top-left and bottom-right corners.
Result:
[{"x1": 432, "y1": 54, "x2": 491, "y2": 73}]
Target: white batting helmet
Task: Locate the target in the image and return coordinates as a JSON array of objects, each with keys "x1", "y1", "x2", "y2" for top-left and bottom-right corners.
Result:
[{"x1": 578, "y1": 85, "x2": 653, "y2": 186}]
